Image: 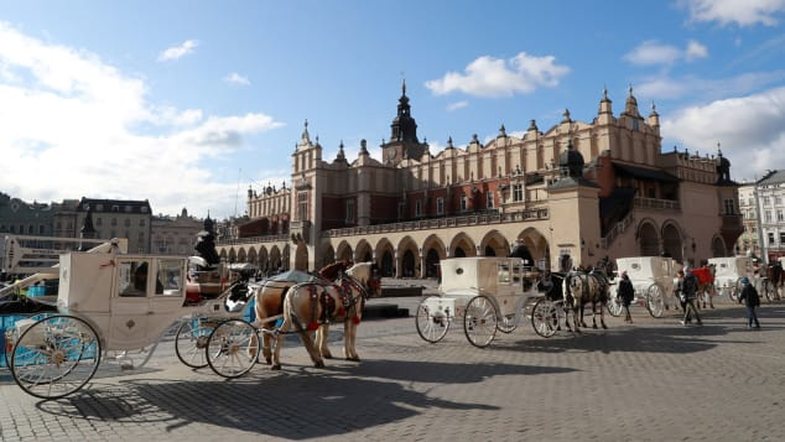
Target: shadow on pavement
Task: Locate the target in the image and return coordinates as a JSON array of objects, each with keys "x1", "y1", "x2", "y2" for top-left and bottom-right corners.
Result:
[{"x1": 33, "y1": 364, "x2": 513, "y2": 440}]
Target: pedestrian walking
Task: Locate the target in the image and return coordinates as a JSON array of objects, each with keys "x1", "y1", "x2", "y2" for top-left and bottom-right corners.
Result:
[
  {"x1": 618, "y1": 271, "x2": 635, "y2": 323},
  {"x1": 738, "y1": 276, "x2": 761, "y2": 329},
  {"x1": 677, "y1": 269, "x2": 702, "y2": 326}
]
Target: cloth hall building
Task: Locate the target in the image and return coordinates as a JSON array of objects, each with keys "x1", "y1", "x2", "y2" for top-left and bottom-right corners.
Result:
[{"x1": 216, "y1": 84, "x2": 742, "y2": 277}]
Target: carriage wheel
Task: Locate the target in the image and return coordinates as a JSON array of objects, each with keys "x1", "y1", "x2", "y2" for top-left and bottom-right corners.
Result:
[
  {"x1": 206, "y1": 319, "x2": 258, "y2": 378},
  {"x1": 761, "y1": 280, "x2": 775, "y2": 303},
  {"x1": 606, "y1": 293, "x2": 624, "y2": 317},
  {"x1": 415, "y1": 296, "x2": 450, "y2": 343},
  {"x1": 730, "y1": 278, "x2": 743, "y2": 303},
  {"x1": 496, "y1": 313, "x2": 518, "y2": 334},
  {"x1": 645, "y1": 284, "x2": 665, "y2": 318},
  {"x1": 463, "y1": 295, "x2": 498, "y2": 348},
  {"x1": 531, "y1": 298, "x2": 559, "y2": 338},
  {"x1": 175, "y1": 318, "x2": 220, "y2": 369},
  {"x1": 10, "y1": 315, "x2": 101, "y2": 399}
]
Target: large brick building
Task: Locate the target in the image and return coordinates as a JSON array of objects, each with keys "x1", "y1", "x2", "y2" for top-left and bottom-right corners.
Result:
[{"x1": 217, "y1": 83, "x2": 743, "y2": 277}]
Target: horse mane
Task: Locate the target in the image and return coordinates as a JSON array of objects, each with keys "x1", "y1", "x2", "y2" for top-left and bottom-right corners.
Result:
[{"x1": 318, "y1": 260, "x2": 353, "y2": 281}]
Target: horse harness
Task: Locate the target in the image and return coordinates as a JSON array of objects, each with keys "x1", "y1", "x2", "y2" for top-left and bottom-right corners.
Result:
[{"x1": 303, "y1": 273, "x2": 370, "y2": 331}]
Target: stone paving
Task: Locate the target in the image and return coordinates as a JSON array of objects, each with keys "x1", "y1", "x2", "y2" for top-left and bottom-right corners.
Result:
[{"x1": 1, "y1": 295, "x2": 785, "y2": 441}]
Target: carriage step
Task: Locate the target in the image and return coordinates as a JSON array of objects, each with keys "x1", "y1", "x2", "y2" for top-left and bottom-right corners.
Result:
[{"x1": 363, "y1": 303, "x2": 409, "y2": 320}]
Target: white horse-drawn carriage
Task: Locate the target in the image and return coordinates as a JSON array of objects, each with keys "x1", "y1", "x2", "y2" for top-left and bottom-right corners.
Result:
[
  {"x1": 2, "y1": 243, "x2": 259, "y2": 399},
  {"x1": 415, "y1": 257, "x2": 556, "y2": 347},
  {"x1": 708, "y1": 256, "x2": 752, "y2": 302},
  {"x1": 607, "y1": 257, "x2": 675, "y2": 318}
]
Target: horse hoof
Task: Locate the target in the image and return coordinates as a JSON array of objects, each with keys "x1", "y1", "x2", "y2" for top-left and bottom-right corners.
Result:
[
  {"x1": 592, "y1": 324, "x2": 598, "y2": 329},
  {"x1": 314, "y1": 361, "x2": 325, "y2": 368},
  {"x1": 322, "y1": 353, "x2": 333, "y2": 359},
  {"x1": 265, "y1": 358, "x2": 272, "y2": 365},
  {"x1": 602, "y1": 324, "x2": 608, "y2": 330},
  {"x1": 271, "y1": 364, "x2": 281, "y2": 371},
  {"x1": 346, "y1": 356, "x2": 360, "y2": 362}
]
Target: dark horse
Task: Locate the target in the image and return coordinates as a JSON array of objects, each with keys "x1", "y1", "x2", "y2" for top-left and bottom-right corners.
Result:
[
  {"x1": 764, "y1": 261, "x2": 784, "y2": 301},
  {"x1": 563, "y1": 269, "x2": 609, "y2": 331}
]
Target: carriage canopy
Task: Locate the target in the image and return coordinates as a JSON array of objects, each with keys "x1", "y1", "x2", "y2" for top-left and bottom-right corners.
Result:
[{"x1": 708, "y1": 256, "x2": 751, "y2": 280}]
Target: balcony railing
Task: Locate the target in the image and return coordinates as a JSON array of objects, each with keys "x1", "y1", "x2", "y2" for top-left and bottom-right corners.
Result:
[
  {"x1": 216, "y1": 233, "x2": 289, "y2": 247},
  {"x1": 322, "y1": 208, "x2": 549, "y2": 238},
  {"x1": 633, "y1": 197, "x2": 680, "y2": 211},
  {"x1": 600, "y1": 211, "x2": 634, "y2": 250}
]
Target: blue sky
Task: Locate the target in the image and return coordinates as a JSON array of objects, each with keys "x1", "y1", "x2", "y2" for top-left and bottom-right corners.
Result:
[{"x1": 1, "y1": 0, "x2": 785, "y2": 218}]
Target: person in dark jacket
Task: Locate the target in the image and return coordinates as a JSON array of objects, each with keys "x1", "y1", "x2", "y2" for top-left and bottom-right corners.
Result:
[
  {"x1": 677, "y1": 269, "x2": 702, "y2": 326},
  {"x1": 618, "y1": 271, "x2": 635, "y2": 323},
  {"x1": 738, "y1": 276, "x2": 761, "y2": 329}
]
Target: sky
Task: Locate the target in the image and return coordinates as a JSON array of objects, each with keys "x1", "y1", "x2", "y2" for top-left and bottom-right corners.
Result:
[{"x1": 1, "y1": 0, "x2": 785, "y2": 219}]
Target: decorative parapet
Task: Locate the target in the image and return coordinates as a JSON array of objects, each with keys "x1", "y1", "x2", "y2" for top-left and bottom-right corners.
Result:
[{"x1": 322, "y1": 208, "x2": 549, "y2": 238}]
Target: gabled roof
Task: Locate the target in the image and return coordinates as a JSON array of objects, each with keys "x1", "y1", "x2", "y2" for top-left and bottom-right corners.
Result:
[{"x1": 758, "y1": 170, "x2": 785, "y2": 185}]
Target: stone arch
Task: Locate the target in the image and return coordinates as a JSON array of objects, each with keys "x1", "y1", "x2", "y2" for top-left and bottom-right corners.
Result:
[
  {"x1": 247, "y1": 247, "x2": 258, "y2": 266},
  {"x1": 661, "y1": 221, "x2": 683, "y2": 262},
  {"x1": 228, "y1": 248, "x2": 237, "y2": 263},
  {"x1": 517, "y1": 227, "x2": 550, "y2": 267},
  {"x1": 397, "y1": 236, "x2": 419, "y2": 278},
  {"x1": 336, "y1": 240, "x2": 353, "y2": 263},
  {"x1": 294, "y1": 242, "x2": 308, "y2": 271},
  {"x1": 480, "y1": 230, "x2": 509, "y2": 257},
  {"x1": 237, "y1": 248, "x2": 247, "y2": 263},
  {"x1": 258, "y1": 247, "x2": 269, "y2": 274},
  {"x1": 637, "y1": 219, "x2": 660, "y2": 256},
  {"x1": 354, "y1": 239, "x2": 373, "y2": 263},
  {"x1": 449, "y1": 232, "x2": 477, "y2": 258},
  {"x1": 269, "y1": 246, "x2": 282, "y2": 273},
  {"x1": 422, "y1": 234, "x2": 447, "y2": 279},
  {"x1": 219, "y1": 249, "x2": 228, "y2": 262},
  {"x1": 321, "y1": 243, "x2": 336, "y2": 268},
  {"x1": 711, "y1": 235, "x2": 727, "y2": 257},
  {"x1": 375, "y1": 238, "x2": 395, "y2": 277}
]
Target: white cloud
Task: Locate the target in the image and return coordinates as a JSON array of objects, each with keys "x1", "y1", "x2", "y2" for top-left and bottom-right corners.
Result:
[
  {"x1": 0, "y1": 23, "x2": 282, "y2": 217},
  {"x1": 662, "y1": 86, "x2": 785, "y2": 181},
  {"x1": 224, "y1": 72, "x2": 250, "y2": 86},
  {"x1": 624, "y1": 40, "x2": 708, "y2": 66},
  {"x1": 635, "y1": 71, "x2": 785, "y2": 100},
  {"x1": 446, "y1": 100, "x2": 468, "y2": 111},
  {"x1": 425, "y1": 52, "x2": 569, "y2": 98},
  {"x1": 681, "y1": 0, "x2": 785, "y2": 26},
  {"x1": 157, "y1": 39, "x2": 198, "y2": 62}
]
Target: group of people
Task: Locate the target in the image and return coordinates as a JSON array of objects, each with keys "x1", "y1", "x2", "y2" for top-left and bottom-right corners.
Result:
[{"x1": 615, "y1": 266, "x2": 761, "y2": 329}]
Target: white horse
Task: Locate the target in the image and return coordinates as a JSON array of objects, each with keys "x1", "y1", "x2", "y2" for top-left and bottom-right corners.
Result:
[
  {"x1": 563, "y1": 270, "x2": 609, "y2": 332},
  {"x1": 271, "y1": 262, "x2": 380, "y2": 370}
]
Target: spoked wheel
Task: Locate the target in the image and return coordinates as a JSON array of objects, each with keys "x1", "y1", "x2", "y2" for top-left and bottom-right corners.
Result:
[
  {"x1": 761, "y1": 280, "x2": 775, "y2": 303},
  {"x1": 176, "y1": 317, "x2": 220, "y2": 369},
  {"x1": 206, "y1": 319, "x2": 259, "y2": 378},
  {"x1": 10, "y1": 315, "x2": 101, "y2": 399},
  {"x1": 497, "y1": 313, "x2": 518, "y2": 334},
  {"x1": 645, "y1": 284, "x2": 665, "y2": 318},
  {"x1": 463, "y1": 295, "x2": 498, "y2": 348},
  {"x1": 531, "y1": 298, "x2": 559, "y2": 338},
  {"x1": 415, "y1": 296, "x2": 450, "y2": 343},
  {"x1": 606, "y1": 294, "x2": 624, "y2": 317}
]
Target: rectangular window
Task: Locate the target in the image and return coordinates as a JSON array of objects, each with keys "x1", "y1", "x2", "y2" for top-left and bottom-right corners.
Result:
[
  {"x1": 156, "y1": 260, "x2": 183, "y2": 296},
  {"x1": 768, "y1": 232, "x2": 775, "y2": 244},
  {"x1": 345, "y1": 199, "x2": 355, "y2": 223},
  {"x1": 414, "y1": 200, "x2": 422, "y2": 217},
  {"x1": 398, "y1": 203, "x2": 405, "y2": 220},
  {"x1": 118, "y1": 261, "x2": 149, "y2": 297},
  {"x1": 139, "y1": 219, "x2": 145, "y2": 226},
  {"x1": 765, "y1": 211, "x2": 772, "y2": 223},
  {"x1": 779, "y1": 210, "x2": 784, "y2": 222},
  {"x1": 777, "y1": 196, "x2": 782, "y2": 205},
  {"x1": 780, "y1": 233, "x2": 785, "y2": 244},
  {"x1": 764, "y1": 197, "x2": 771, "y2": 206},
  {"x1": 512, "y1": 184, "x2": 523, "y2": 202},
  {"x1": 748, "y1": 198, "x2": 754, "y2": 206},
  {"x1": 460, "y1": 195, "x2": 468, "y2": 212},
  {"x1": 724, "y1": 199, "x2": 735, "y2": 215},
  {"x1": 297, "y1": 191, "x2": 309, "y2": 221},
  {"x1": 486, "y1": 192, "x2": 494, "y2": 209},
  {"x1": 436, "y1": 197, "x2": 445, "y2": 215}
]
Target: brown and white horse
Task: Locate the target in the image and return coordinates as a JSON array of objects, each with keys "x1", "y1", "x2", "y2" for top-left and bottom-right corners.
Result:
[
  {"x1": 563, "y1": 270, "x2": 609, "y2": 331},
  {"x1": 252, "y1": 260, "x2": 353, "y2": 365},
  {"x1": 271, "y1": 262, "x2": 380, "y2": 370}
]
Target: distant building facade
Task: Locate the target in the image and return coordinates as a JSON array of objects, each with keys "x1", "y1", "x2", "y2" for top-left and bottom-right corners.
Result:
[
  {"x1": 737, "y1": 182, "x2": 760, "y2": 257},
  {"x1": 53, "y1": 198, "x2": 153, "y2": 253},
  {"x1": 150, "y1": 208, "x2": 203, "y2": 255},
  {"x1": 754, "y1": 171, "x2": 785, "y2": 262},
  {"x1": 182, "y1": 85, "x2": 743, "y2": 275},
  {"x1": 0, "y1": 192, "x2": 55, "y2": 236}
]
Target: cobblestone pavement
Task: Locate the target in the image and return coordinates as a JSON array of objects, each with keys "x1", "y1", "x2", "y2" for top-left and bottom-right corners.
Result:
[{"x1": 2, "y1": 295, "x2": 785, "y2": 441}]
